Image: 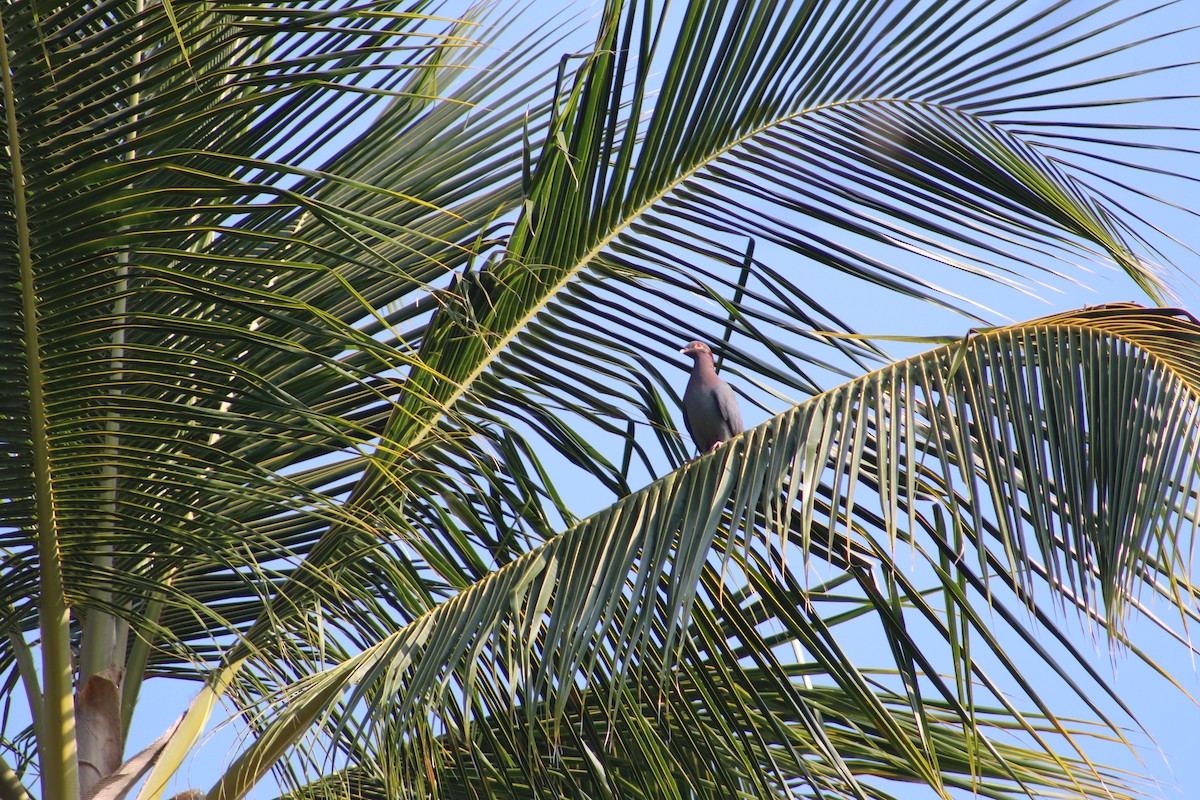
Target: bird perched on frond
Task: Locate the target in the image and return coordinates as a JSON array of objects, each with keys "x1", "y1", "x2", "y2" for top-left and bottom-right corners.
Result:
[{"x1": 679, "y1": 341, "x2": 744, "y2": 454}]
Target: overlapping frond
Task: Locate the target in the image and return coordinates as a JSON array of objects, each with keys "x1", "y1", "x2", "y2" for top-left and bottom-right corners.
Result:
[
  {"x1": 350, "y1": 0, "x2": 1194, "y2": 562},
  {"x1": 1, "y1": 4, "x2": 573, "y2": 782},
  {"x1": 272, "y1": 3, "x2": 1200, "y2": 700},
  {"x1": 210, "y1": 304, "x2": 1200, "y2": 799},
  {"x1": 4, "y1": 0, "x2": 1200, "y2": 797}
]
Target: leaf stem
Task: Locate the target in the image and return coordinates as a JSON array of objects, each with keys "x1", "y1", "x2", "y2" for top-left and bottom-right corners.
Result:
[{"x1": 0, "y1": 6, "x2": 79, "y2": 795}]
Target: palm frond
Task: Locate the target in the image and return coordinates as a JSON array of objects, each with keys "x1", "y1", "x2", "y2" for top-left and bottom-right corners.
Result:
[
  {"x1": 5, "y1": 0, "x2": 1200, "y2": 795},
  {"x1": 211, "y1": 304, "x2": 1200, "y2": 799},
  {"x1": 213, "y1": 1, "x2": 1200, "y2": 696},
  {"x1": 1, "y1": 5, "x2": 573, "y2": 786}
]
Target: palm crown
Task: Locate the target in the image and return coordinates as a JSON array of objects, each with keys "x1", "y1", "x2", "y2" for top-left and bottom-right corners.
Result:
[{"x1": 3, "y1": 2, "x2": 1200, "y2": 799}]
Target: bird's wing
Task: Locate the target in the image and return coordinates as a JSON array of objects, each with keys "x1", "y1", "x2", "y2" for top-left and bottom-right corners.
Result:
[
  {"x1": 681, "y1": 398, "x2": 697, "y2": 444},
  {"x1": 716, "y1": 381, "x2": 743, "y2": 436}
]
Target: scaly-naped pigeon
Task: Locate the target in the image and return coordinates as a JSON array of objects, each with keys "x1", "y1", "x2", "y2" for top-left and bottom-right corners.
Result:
[{"x1": 679, "y1": 341, "x2": 743, "y2": 453}]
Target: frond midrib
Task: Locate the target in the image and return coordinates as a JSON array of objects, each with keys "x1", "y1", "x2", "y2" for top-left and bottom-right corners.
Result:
[{"x1": 0, "y1": 5, "x2": 78, "y2": 794}]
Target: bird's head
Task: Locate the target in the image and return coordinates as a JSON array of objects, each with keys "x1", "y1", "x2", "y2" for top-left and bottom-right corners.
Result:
[{"x1": 679, "y1": 340, "x2": 714, "y2": 363}]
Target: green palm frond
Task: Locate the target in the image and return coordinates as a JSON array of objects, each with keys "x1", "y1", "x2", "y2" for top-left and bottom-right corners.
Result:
[
  {"x1": 5, "y1": 0, "x2": 1200, "y2": 796},
  {"x1": 210, "y1": 304, "x2": 1200, "y2": 799},
  {"x1": 3, "y1": 0, "x2": 561, "y2": 649},
  {"x1": 1, "y1": 1, "x2": 571, "y2": 789},
  {"x1": 355, "y1": 0, "x2": 1185, "y2": 543},
  {"x1": 280, "y1": 0, "x2": 1200, "y2": 685}
]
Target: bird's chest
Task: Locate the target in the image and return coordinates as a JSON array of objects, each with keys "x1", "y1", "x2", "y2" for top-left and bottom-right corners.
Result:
[{"x1": 684, "y1": 380, "x2": 726, "y2": 433}]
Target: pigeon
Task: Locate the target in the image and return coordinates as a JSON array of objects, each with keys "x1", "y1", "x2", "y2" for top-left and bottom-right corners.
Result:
[{"x1": 679, "y1": 341, "x2": 744, "y2": 453}]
